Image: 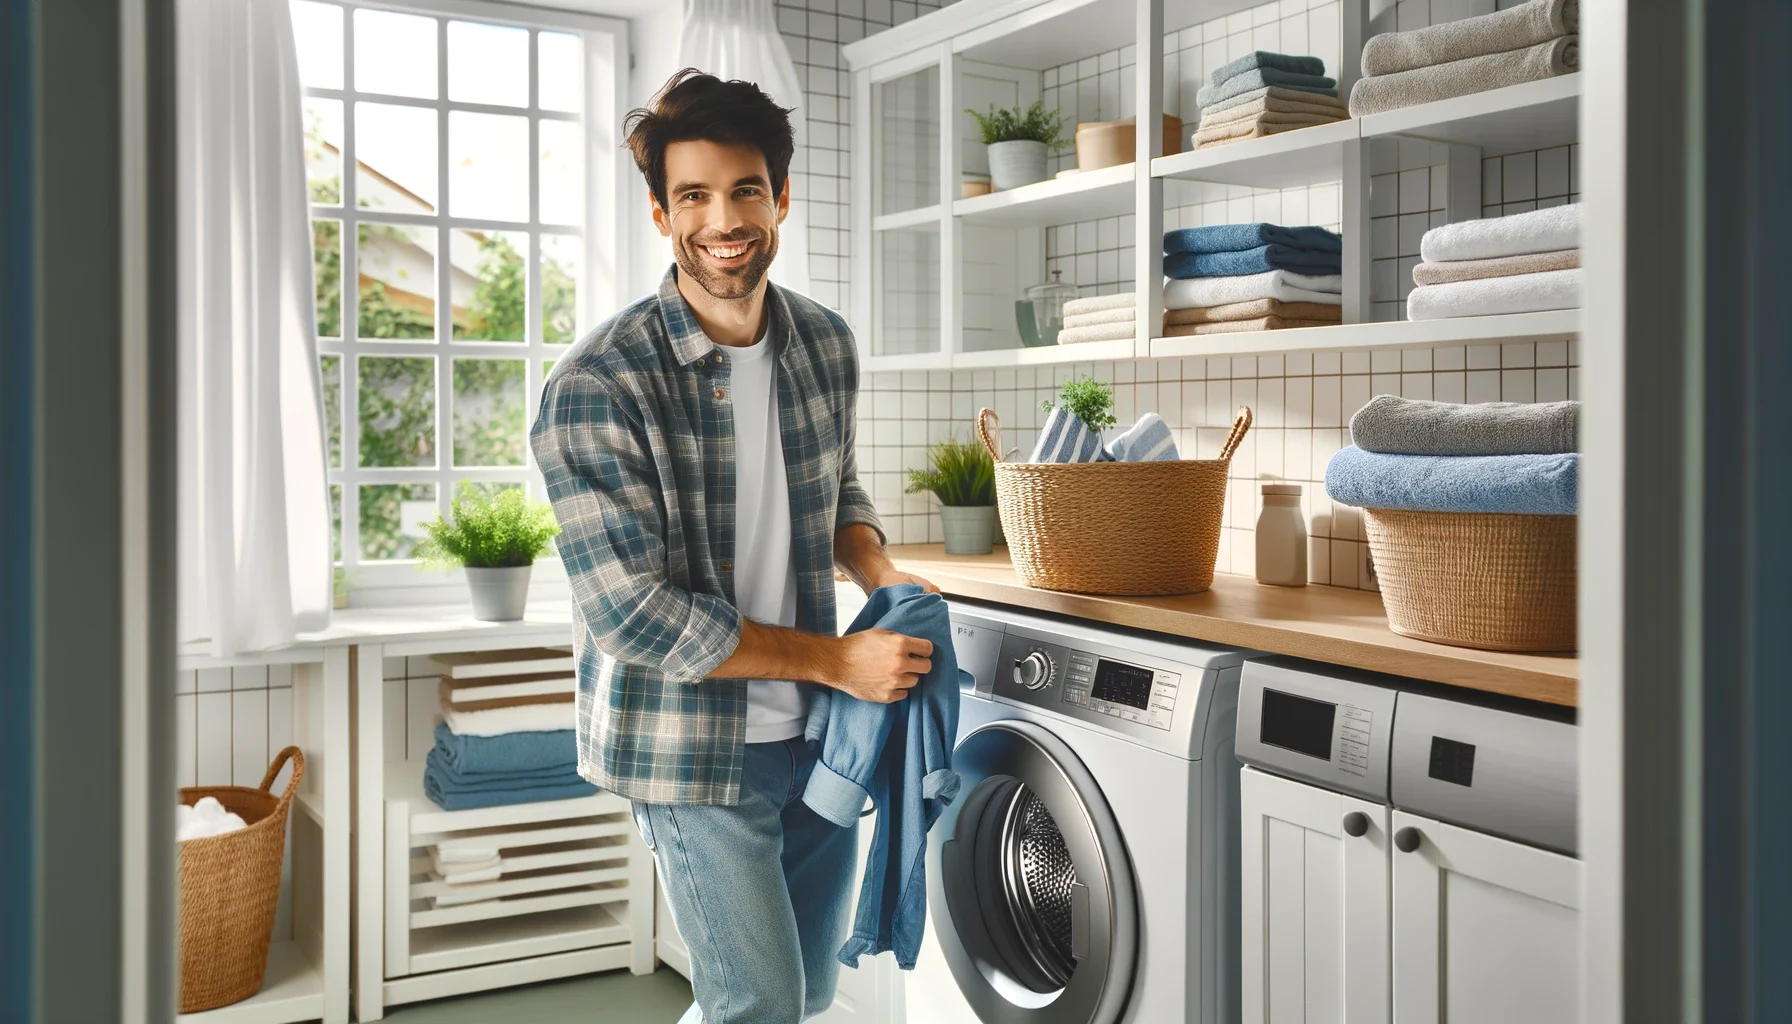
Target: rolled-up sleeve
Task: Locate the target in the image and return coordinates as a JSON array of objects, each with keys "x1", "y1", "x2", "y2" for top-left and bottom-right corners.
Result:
[
  {"x1": 833, "y1": 362, "x2": 884, "y2": 545},
  {"x1": 531, "y1": 368, "x2": 741, "y2": 683}
]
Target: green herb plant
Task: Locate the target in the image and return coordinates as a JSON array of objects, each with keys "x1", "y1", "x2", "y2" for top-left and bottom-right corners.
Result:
[
  {"x1": 1042, "y1": 375, "x2": 1118, "y2": 433},
  {"x1": 905, "y1": 438, "x2": 997, "y2": 508},
  {"x1": 419, "y1": 484, "x2": 561, "y2": 569},
  {"x1": 965, "y1": 101, "x2": 1071, "y2": 149}
]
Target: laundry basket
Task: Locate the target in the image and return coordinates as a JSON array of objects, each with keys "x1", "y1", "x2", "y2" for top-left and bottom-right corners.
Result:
[
  {"x1": 178, "y1": 746, "x2": 304, "y2": 1013},
  {"x1": 1364, "y1": 509, "x2": 1577, "y2": 652},
  {"x1": 977, "y1": 407, "x2": 1250, "y2": 595}
]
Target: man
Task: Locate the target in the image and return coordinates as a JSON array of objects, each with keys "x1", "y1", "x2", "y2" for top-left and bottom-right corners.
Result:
[{"x1": 531, "y1": 69, "x2": 938, "y2": 1024}]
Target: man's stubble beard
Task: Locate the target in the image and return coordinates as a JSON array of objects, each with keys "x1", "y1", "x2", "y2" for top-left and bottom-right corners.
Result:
[{"x1": 673, "y1": 225, "x2": 780, "y2": 301}]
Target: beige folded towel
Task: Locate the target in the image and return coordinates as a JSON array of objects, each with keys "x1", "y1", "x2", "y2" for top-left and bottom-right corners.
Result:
[
  {"x1": 1202, "y1": 85, "x2": 1349, "y2": 117},
  {"x1": 1349, "y1": 36, "x2": 1578, "y2": 117},
  {"x1": 1194, "y1": 115, "x2": 1341, "y2": 148},
  {"x1": 1163, "y1": 299, "x2": 1342, "y2": 326},
  {"x1": 1412, "y1": 248, "x2": 1580, "y2": 286},
  {"x1": 1056, "y1": 321, "x2": 1137, "y2": 344},
  {"x1": 1199, "y1": 94, "x2": 1351, "y2": 129},
  {"x1": 1063, "y1": 307, "x2": 1136, "y2": 329},
  {"x1": 1163, "y1": 317, "x2": 1336, "y2": 336},
  {"x1": 1362, "y1": 0, "x2": 1578, "y2": 77},
  {"x1": 1061, "y1": 292, "x2": 1135, "y2": 317},
  {"x1": 437, "y1": 679, "x2": 573, "y2": 713}
]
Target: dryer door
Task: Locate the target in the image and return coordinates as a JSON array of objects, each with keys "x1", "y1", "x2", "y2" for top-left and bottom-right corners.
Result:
[{"x1": 928, "y1": 720, "x2": 1139, "y2": 1024}]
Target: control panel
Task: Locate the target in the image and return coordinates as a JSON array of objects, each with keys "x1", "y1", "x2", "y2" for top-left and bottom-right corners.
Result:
[{"x1": 994, "y1": 633, "x2": 1181, "y2": 732}]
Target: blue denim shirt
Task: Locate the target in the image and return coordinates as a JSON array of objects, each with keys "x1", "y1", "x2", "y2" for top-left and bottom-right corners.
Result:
[{"x1": 801, "y1": 584, "x2": 964, "y2": 970}]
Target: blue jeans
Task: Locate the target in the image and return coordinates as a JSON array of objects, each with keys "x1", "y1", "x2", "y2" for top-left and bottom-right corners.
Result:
[{"x1": 632, "y1": 738, "x2": 860, "y2": 1023}]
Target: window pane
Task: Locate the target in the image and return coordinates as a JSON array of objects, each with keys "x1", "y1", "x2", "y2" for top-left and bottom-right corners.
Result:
[
  {"x1": 319, "y1": 354, "x2": 342, "y2": 468},
  {"x1": 448, "y1": 21, "x2": 528, "y2": 107},
  {"x1": 539, "y1": 119, "x2": 582, "y2": 225},
  {"x1": 540, "y1": 233, "x2": 579, "y2": 344},
  {"x1": 303, "y1": 98, "x2": 343, "y2": 205},
  {"x1": 452, "y1": 231, "x2": 527, "y2": 342},
  {"x1": 353, "y1": 9, "x2": 437, "y2": 100},
  {"x1": 358, "y1": 223, "x2": 435, "y2": 339},
  {"x1": 357, "y1": 356, "x2": 436, "y2": 467},
  {"x1": 449, "y1": 111, "x2": 529, "y2": 223},
  {"x1": 329, "y1": 483, "x2": 342, "y2": 564},
  {"x1": 355, "y1": 102, "x2": 437, "y2": 212},
  {"x1": 312, "y1": 219, "x2": 341, "y2": 338},
  {"x1": 539, "y1": 32, "x2": 582, "y2": 113},
  {"x1": 453, "y1": 359, "x2": 527, "y2": 467},
  {"x1": 290, "y1": 1, "x2": 343, "y2": 90},
  {"x1": 359, "y1": 483, "x2": 436, "y2": 561}
]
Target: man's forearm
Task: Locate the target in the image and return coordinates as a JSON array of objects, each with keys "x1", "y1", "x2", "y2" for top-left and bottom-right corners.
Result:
[
  {"x1": 710, "y1": 619, "x2": 842, "y2": 683},
  {"x1": 833, "y1": 522, "x2": 895, "y2": 594}
]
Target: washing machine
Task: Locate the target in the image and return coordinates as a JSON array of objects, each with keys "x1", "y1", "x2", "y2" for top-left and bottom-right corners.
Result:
[{"x1": 906, "y1": 598, "x2": 1246, "y2": 1024}]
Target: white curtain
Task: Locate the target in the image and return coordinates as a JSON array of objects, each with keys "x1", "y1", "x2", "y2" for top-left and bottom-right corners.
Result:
[
  {"x1": 176, "y1": 0, "x2": 332, "y2": 655},
  {"x1": 680, "y1": 0, "x2": 813, "y2": 296}
]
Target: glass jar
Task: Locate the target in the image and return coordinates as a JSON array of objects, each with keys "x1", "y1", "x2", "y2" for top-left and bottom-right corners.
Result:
[
  {"x1": 1255, "y1": 483, "x2": 1308, "y2": 587},
  {"x1": 1015, "y1": 270, "x2": 1077, "y2": 347}
]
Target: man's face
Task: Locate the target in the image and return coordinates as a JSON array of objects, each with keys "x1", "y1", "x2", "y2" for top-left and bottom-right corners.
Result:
[{"x1": 654, "y1": 139, "x2": 788, "y2": 301}]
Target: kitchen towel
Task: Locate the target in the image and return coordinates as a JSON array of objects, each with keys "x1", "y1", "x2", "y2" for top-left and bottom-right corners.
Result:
[
  {"x1": 1061, "y1": 292, "x2": 1135, "y2": 316},
  {"x1": 1165, "y1": 223, "x2": 1343, "y2": 255},
  {"x1": 1106, "y1": 413, "x2": 1180, "y2": 462},
  {"x1": 1056, "y1": 322, "x2": 1138, "y2": 345},
  {"x1": 1411, "y1": 247, "x2": 1580, "y2": 285},
  {"x1": 442, "y1": 700, "x2": 578, "y2": 738},
  {"x1": 1163, "y1": 316, "x2": 1339, "y2": 336},
  {"x1": 1209, "y1": 50, "x2": 1328, "y2": 85},
  {"x1": 1349, "y1": 35, "x2": 1578, "y2": 117},
  {"x1": 1197, "y1": 68, "x2": 1337, "y2": 108},
  {"x1": 1406, "y1": 268, "x2": 1582, "y2": 320},
  {"x1": 1163, "y1": 298, "x2": 1342, "y2": 325},
  {"x1": 1062, "y1": 306, "x2": 1136, "y2": 329},
  {"x1": 1420, "y1": 203, "x2": 1581, "y2": 262},
  {"x1": 1197, "y1": 93, "x2": 1353, "y2": 128},
  {"x1": 430, "y1": 723, "x2": 578, "y2": 775},
  {"x1": 1202, "y1": 84, "x2": 1349, "y2": 117},
  {"x1": 1350, "y1": 395, "x2": 1580, "y2": 456},
  {"x1": 1029, "y1": 406, "x2": 1109, "y2": 464},
  {"x1": 1325, "y1": 445, "x2": 1578, "y2": 515},
  {"x1": 1164, "y1": 269, "x2": 1343, "y2": 308},
  {"x1": 1164, "y1": 244, "x2": 1343, "y2": 279},
  {"x1": 437, "y1": 680, "x2": 573, "y2": 713},
  {"x1": 1193, "y1": 115, "x2": 1342, "y2": 148},
  {"x1": 1362, "y1": 0, "x2": 1579, "y2": 76}
]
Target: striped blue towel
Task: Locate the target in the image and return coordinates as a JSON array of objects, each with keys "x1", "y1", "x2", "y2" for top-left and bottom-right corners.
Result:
[
  {"x1": 1029, "y1": 407, "x2": 1110, "y2": 464},
  {"x1": 1107, "y1": 413, "x2": 1180, "y2": 462}
]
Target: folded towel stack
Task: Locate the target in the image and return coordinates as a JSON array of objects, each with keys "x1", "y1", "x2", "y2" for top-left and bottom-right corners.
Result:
[
  {"x1": 1351, "y1": 0, "x2": 1579, "y2": 116},
  {"x1": 1058, "y1": 292, "x2": 1138, "y2": 345},
  {"x1": 1194, "y1": 52, "x2": 1346, "y2": 149},
  {"x1": 1407, "y1": 203, "x2": 1581, "y2": 320},
  {"x1": 1161, "y1": 224, "x2": 1344, "y2": 336},
  {"x1": 421, "y1": 649, "x2": 596, "y2": 812}
]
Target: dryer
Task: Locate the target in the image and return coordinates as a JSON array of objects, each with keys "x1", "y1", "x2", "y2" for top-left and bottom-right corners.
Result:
[{"x1": 908, "y1": 599, "x2": 1246, "y2": 1024}]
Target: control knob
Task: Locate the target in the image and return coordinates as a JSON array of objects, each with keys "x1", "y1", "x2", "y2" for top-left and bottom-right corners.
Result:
[{"x1": 1013, "y1": 652, "x2": 1053, "y2": 691}]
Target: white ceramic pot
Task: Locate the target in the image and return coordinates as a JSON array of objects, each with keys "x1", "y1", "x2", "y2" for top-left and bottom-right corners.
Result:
[
  {"x1": 940, "y1": 505, "x2": 997, "y2": 556},
  {"x1": 986, "y1": 140, "x2": 1048, "y2": 191},
  {"x1": 465, "y1": 564, "x2": 532, "y2": 621}
]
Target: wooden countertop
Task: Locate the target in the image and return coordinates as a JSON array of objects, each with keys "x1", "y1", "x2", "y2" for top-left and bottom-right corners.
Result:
[{"x1": 885, "y1": 544, "x2": 1578, "y2": 707}]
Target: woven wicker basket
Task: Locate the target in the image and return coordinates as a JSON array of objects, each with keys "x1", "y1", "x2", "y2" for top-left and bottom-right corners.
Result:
[
  {"x1": 1364, "y1": 509, "x2": 1577, "y2": 652},
  {"x1": 977, "y1": 406, "x2": 1251, "y2": 595},
  {"x1": 178, "y1": 746, "x2": 305, "y2": 1013}
]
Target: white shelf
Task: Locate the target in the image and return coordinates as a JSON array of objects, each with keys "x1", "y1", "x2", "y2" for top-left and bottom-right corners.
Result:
[
  {"x1": 177, "y1": 941, "x2": 323, "y2": 1024},
  {"x1": 872, "y1": 205, "x2": 941, "y2": 232},
  {"x1": 385, "y1": 759, "x2": 627, "y2": 839},
  {"x1": 1358, "y1": 74, "x2": 1581, "y2": 157},
  {"x1": 954, "y1": 163, "x2": 1134, "y2": 227},
  {"x1": 406, "y1": 903, "x2": 632, "y2": 975},
  {"x1": 1153, "y1": 119, "x2": 1357, "y2": 189},
  {"x1": 953, "y1": 336, "x2": 1138, "y2": 367},
  {"x1": 1147, "y1": 309, "x2": 1580, "y2": 359}
]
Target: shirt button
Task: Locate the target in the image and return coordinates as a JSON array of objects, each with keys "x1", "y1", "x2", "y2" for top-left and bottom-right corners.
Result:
[
  {"x1": 721, "y1": 562, "x2": 733, "y2": 572},
  {"x1": 713, "y1": 387, "x2": 725, "y2": 400},
  {"x1": 712, "y1": 354, "x2": 722, "y2": 364}
]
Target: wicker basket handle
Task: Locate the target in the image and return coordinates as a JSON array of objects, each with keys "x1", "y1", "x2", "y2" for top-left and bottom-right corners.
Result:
[
  {"x1": 258, "y1": 746, "x2": 306, "y2": 807},
  {"x1": 1219, "y1": 406, "x2": 1253, "y2": 461},
  {"x1": 976, "y1": 408, "x2": 1004, "y2": 462}
]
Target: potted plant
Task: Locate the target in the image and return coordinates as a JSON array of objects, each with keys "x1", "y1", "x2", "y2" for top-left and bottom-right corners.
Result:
[
  {"x1": 966, "y1": 101, "x2": 1070, "y2": 191},
  {"x1": 906, "y1": 438, "x2": 998, "y2": 555},
  {"x1": 420, "y1": 485, "x2": 561, "y2": 621}
]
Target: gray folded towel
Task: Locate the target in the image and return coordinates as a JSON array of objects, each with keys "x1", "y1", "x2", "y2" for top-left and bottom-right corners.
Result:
[
  {"x1": 1197, "y1": 69, "x2": 1337, "y2": 110},
  {"x1": 1361, "y1": 0, "x2": 1579, "y2": 76},
  {"x1": 1209, "y1": 51, "x2": 1327, "y2": 86},
  {"x1": 1349, "y1": 394, "x2": 1579, "y2": 456},
  {"x1": 1349, "y1": 36, "x2": 1578, "y2": 117}
]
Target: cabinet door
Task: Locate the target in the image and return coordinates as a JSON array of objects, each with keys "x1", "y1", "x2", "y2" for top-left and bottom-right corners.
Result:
[
  {"x1": 1241, "y1": 767, "x2": 1391, "y2": 1024},
  {"x1": 1390, "y1": 811, "x2": 1581, "y2": 1024}
]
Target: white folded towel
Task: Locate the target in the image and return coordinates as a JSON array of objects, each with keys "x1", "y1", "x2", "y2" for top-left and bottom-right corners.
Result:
[
  {"x1": 1106, "y1": 413, "x2": 1180, "y2": 462},
  {"x1": 1029, "y1": 407, "x2": 1108, "y2": 464},
  {"x1": 1406, "y1": 268, "x2": 1582, "y2": 320},
  {"x1": 1419, "y1": 203, "x2": 1581, "y2": 263},
  {"x1": 431, "y1": 847, "x2": 502, "y2": 881},
  {"x1": 442, "y1": 701, "x2": 576, "y2": 737},
  {"x1": 1061, "y1": 292, "x2": 1135, "y2": 316},
  {"x1": 1062, "y1": 306, "x2": 1136, "y2": 328},
  {"x1": 432, "y1": 861, "x2": 502, "y2": 885},
  {"x1": 1056, "y1": 321, "x2": 1137, "y2": 345},
  {"x1": 178, "y1": 797, "x2": 248, "y2": 842},
  {"x1": 1164, "y1": 270, "x2": 1343, "y2": 309},
  {"x1": 433, "y1": 844, "x2": 500, "y2": 864},
  {"x1": 427, "y1": 873, "x2": 501, "y2": 907}
]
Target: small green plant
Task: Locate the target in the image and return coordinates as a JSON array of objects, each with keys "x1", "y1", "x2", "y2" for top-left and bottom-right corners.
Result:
[
  {"x1": 965, "y1": 101, "x2": 1070, "y2": 149},
  {"x1": 1042, "y1": 376, "x2": 1118, "y2": 433},
  {"x1": 419, "y1": 485, "x2": 561, "y2": 569},
  {"x1": 906, "y1": 438, "x2": 997, "y2": 507}
]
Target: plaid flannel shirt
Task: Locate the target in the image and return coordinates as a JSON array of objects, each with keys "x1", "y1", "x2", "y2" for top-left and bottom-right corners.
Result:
[{"x1": 531, "y1": 267, "x2": 882, "y2": 806}]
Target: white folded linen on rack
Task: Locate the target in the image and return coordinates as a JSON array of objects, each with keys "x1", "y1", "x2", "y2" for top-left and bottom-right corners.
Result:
[
  {"x1": 1405, "y1": 268, "x2": 1582, "y2": 320},
  {"x1": 1418, "y1": 202, "x2": 1581, "y2": 263},
  {"x1": 1163, "y1": 269, "x2": 1343, "y2": 308},
  {"x1": 430, "y1": 848, "x2": 503, "y2": 883},
  {"x1": 441, "y1": 701, "x2": 577, "y2": 737}
]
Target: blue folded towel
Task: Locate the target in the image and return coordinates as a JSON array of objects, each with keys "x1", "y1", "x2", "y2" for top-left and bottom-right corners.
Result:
[
  {"x1": 1164, "y1": 245, "x2": 1343, "y2": 279},
  {"x1": 1210, "y1": 51, "x2": 1328, "y2": 86},
  {"x1": 425, "y1": 747, "x2": 577, "y2": 789},
  {"x1": 422, "y1": 750, "x2": 598, "y2": 811},
  {"x1": 1197, "y1": 69, "x2": 1337, "y2": 108},
  {"x1": 1165, "y1": 223, "x2": 1343, "y2": 255},
  {"x1": 1106, "y1": 413, "x2": 1179, "y2": 462},
  {"x1": 1324, "y1": 445, "x2": 1578, "y2": 515},
  {"x1": 1029, "y1": 407, "x2": 1110, "y2": 464},
  {"x1": 431, "y1": 723, "x2": 578, "y2": 776}
]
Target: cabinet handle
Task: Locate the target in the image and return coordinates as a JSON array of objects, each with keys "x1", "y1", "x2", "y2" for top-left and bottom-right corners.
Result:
[
  {"x1": 1342, "y1": 811, "x2": 1369, "y2": 837},
  {"x1": 1394, "y1": 826, "x2": 1422, "y2": 853}
]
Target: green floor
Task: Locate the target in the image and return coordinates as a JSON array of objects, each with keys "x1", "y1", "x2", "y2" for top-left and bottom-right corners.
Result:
[{"x1": 382, "y1": 967, "x2": 693, "y2": 1023}]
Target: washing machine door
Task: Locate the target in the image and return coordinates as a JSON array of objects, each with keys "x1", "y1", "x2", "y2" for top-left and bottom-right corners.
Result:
[{"x1": 928, "y1": 719, "x2": 1138, "y2": 1024}]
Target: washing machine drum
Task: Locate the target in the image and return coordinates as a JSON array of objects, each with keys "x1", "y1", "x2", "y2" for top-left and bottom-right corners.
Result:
[{"x1": 929, "y1": 720, "x2": 1139, "y2": 1024}]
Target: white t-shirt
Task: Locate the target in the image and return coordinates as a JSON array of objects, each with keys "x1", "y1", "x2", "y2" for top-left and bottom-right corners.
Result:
[{"x1": 723, "y1": 328, "x2": 808, "y2": 743}]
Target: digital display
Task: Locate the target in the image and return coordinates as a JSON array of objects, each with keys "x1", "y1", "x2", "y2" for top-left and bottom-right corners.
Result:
[
  {"x1": 1259, "y1": 688, "x2": 1337, "y2": 760},
  {"x1": 1090, "y1": 659, "x2": 1154, "y2": 710},
  {"x1": 1428, "y1": 736, "x2": 1477, "y2": 787}
]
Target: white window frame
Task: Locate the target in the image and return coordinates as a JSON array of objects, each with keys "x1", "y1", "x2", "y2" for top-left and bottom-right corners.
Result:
[{"x1": 303, "y1": 0, "x2": 629, "y2": 597}]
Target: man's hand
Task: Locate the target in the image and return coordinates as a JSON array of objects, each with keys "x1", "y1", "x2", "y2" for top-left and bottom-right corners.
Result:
[
  {"x1": 864, "y1": 568, "x2": 940, "y2": 596},
  {"x1": 834, "y1": 522, "x2": 941, "y2": 596},
  {"x1": 828, "y1": 629, "x2": 933, "y2": 703}
]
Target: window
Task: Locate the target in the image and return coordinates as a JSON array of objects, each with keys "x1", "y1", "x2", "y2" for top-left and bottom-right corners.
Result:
[{"x1": 291, "y1": 0, "x2": 626, "y2": 582}]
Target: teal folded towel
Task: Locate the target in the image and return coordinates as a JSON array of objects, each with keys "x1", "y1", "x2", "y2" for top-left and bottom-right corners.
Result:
[
  {"x1": 1197, "y1": 69, "x2": 1337, "y2": 108},
  {"x1": 431, "y1": 723, "x2": 577, "y2": 776},
  {"x1": 1165, "y1": 223, "x2": 1343, "y2": 255},
  {"x1": 423, "y1": 748, "x2": 598, "y2": 811},
  {"x1": 1164, "y1": 244, "x2": 1343, "y2": 279},
  {"x1": 1324, "y1": 445, "x2": 1577, "y2": 515},
  {"x1": 1210, "y1": 51, "x2": 1327, "y2": 86}
]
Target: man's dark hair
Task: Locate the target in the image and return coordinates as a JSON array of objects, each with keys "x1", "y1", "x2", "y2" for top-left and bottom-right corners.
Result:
[{"x1": 624, "y1": 68, "x2": 796, "y2": 212}]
